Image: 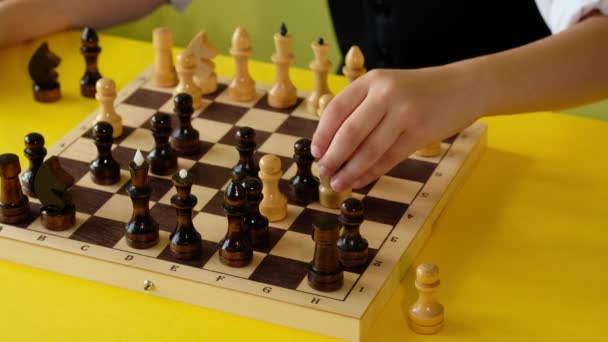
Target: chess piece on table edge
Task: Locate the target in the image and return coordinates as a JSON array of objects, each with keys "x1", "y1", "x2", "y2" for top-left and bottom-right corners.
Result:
[
  {"x1": 242, "y1": 177, "x2": 269, "y2": 249},
  {"x1": 219, "y1": 180, "x2": 253, "y2": 267},
  {"x1": 342, "y1": 45, "x2": 366, "y2": 83},
  {"x1": 415, "y1": 142, "x2": 442, "y2": 157},
  {"x1": 35, "y1": 156, "x2": 76, "y2": 231},
  {"x1": 186, "y1": 31, "x2": 219, "y2": 95},
  {"x1": 170, "y1": 93, "x2": 202, "y2": 156},
  {"x1": 125, "y1": 150, "x2": 160, "y2": 249},
  {"x1": 317, "y1": 93, "x2": 334, "y2": 117},
  {"x1": 89, "y1": 121, "x2": 121, "y2": 185},
  {"x1": 408, "y1": 263, "x2": 444, "y2": 334},
  {"x1": 308, "y1": 215, "x2": 343, "y2": 292},
  {"x1": 80, "y1": 27, "x2": 102, "y2": 98},
  {"x1": 21, "y1": 132, "x2": 47, "y2": 198},
  {"x1": 0, "y1": 154, "x2": 31, "y2": 224},
  {"x1": 258, "y1": 154, "x2": 287, "y2": 222},
  {"x1": 337, "y1": 198, "x2": 368, "y2": 267},
  {"x1": 288, "y1": 138, "x2": 319, "y2": 205},
  {"x1": 268, "y1": 22, "x2": 297, "y2": 109},
  {"x1": 306, "y1": 37, "x2": 333, "y2": 115},
  {"x1": 169, "y1": 169, "x2": 203, "y2": 260},
  {"x1": 152, "y1": 27, "x2": 178, "y2": 87},
  {"x1": 148, "y1": 113, "x2": 178, "y2": 176},
  {"x1": 228, "y1": 27, "x2": 256, "y2": 101},
  {"x1": 93, "y1": 78, "x2": 123, "y2": 138},
  {"x1": 28, "y1": 42, "x2": 61, "y2": 103},
  {"x1": 319, "y1": 174, "x2": 350, "y2": 209},
  {"x1": 174, "y1": 51, "x2": 204, "y2": 110},
  {"x1": 231, "y1": 126, "x2": 259, "y2": 182}
]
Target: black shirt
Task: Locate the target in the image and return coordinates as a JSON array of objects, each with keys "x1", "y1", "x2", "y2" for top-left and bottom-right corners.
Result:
[{"x1": 328, "y1": 0, "x2": 551, "y2": 71}]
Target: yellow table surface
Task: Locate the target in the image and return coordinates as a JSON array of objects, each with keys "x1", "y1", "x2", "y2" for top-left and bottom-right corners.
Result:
[{"x1": 1, "y1": 31, "x2": 607, "y2": 342}]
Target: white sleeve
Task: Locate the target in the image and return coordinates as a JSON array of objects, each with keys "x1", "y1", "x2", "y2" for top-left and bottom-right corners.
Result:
[
  {"x1": 536, "y1": 0, "x2": 608, "y2": 33},
  {"x1": 169, "y1": 0, "x2": 191, "y2": 12}
]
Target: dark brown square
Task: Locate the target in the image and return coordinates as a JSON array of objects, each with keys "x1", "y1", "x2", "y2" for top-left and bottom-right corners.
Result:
[
  {"x1": 69, "y1": 185, "x2": 113, "y2": 215},
  {"x1": 200, "y1": 190, "x2": 224, "y2": 216},
  {"x1": 198, "y1": 102, "x2": 249, "y2": 124},
  {"x1": 253, "y1": 227, "x2": 286, "y2": 254},
  {"x1": 14, "y1": 202, "x2": 41, "y2": 229},
  {"x1": 157, "y1": 240, "x2": 217, "y2": 268},
  {"x1": 71, "y1": 216, "x2": 125, "y2": 248},
  {"x1": 122, "y1": 89, "x2": 173, "y2": 109},
  {"x1": 361, "y1": 197, "x2": 408, "y2": 226},
  {"x1": 253, "y1": 94, "x2": 304, "y2": 114},
  {"x1": 352, "y1": 179, "x2": 377, "y2": 195},
  {"x1": 111, "y1": 146, "x2": 138, "y2": 170},
  {"x1": 82, "y1": 125, "x2": 136, "y2": 145},
  {"x1": 249, "y1": 254, "x2": 309, "y2": 290},
  {"x1": 386, "y1": 158, "x2": 437, "y2": 184},
  {"x1": 150, "y1": 203, "x2": 177, "y2": 232},
  {"x1": 443, "y1": 133, "x2": 458, "y2": 144},
  {"x1": 288, "y1": 208, "x2": 338, "y2": 235},
  {"x1": 57, "y1": 157, "x2": 90, "y2": 182},
  {"x1": 118, "y1": 176, "x2": 174, "y2": 202},
  {"x1": 189, "y1": 163, "x2": 232, "y2": 189},
  {"x1": 276, "y1": 116, "x2": 318, "y2": 139},
  {"x1": 202, "y1": 83, "x2": 227, "y2": 101},
  {"x1": 342, "y1": 248, "x2": 378, "y2": 274},
  {"x1": 218, "y1": 126, "x2": 272, "y2": 146}
]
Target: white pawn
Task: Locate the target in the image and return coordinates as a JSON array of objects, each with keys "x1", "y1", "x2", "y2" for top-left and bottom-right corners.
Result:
[
  {"x1": 415, "y1": 142, "x2": 442, "y2": 157},
  {"x1": 228, "y1": 27, "x2": 256, "y2": 101},
  {"x1": 408, "y1": 263, "x2": 444, "y2": 334},
  {"x1": 93, "y1": 78, "x2": 123, "y2": 138},
  {"x1": 258, "y1": 154, "x2": 287, "y2": 222},
  {"x1": 319, "y1": 175, "x2": 350, "y2": 209},
  {"x1": 174, "y1": 52, "x2": 203, "y2": 110},
  {"x1": 317, "y1": 93, "x2": 334, "y2": 117}
]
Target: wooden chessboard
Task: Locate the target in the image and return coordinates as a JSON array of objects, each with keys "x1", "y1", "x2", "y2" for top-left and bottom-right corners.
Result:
[{"x1": 0, "y1": 66, "x2": 486, "y2": 341}]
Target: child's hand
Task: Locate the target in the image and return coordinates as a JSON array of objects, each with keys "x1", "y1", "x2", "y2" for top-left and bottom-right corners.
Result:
[{"x1": 311, "y1": 66, "x2": 483, "y2": 191}]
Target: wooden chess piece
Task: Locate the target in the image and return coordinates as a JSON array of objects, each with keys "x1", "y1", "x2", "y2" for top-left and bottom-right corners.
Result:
[
  {"x1": 21, "y1": 132, "x2": 47, "y2": 198},
  {"x1": 89, "y1": 122, "x2": 120, "y2": 185},
  {"x1": 152, "y1": 27, "x2": 178, "y2": 87},
  {"x1": 242, "y1": 177, "x2": 269, "y2": 249},
  {"x1": 306, "y1": 38, "x2": 332, "y2": 115},
  {"x1": 258, "y1": 154, "x2": 287, "y2": 222},
  {"x1": 231, "y1": 126, "x2": 259, "y2": 182},
  {"x1": 317, "y1": 93, "x2": 334, "y2": 117},
  {"x1": 80, "y1": 27, "x2": 102, "y2": 98},
  {"x1": 175, "y1": 51, "x2": 204, "y2": 109},
  {"x1": 228, "y1": 27, "x2": 256, "y2": 101},
  {"x1": 415, "y1": 142, "x2": 442, "y2": 157},
  {"x1": 0, "y1": 154, "x2": 30, "y2": 224},
  {"x1": 408, "y1": 263, "x2": 445, "y2": 334},
  {"x1": 186, "y1": 31, "x2": 219, "y2": 95},
  {"x1": 219, "y1": 180, "x2": 253, "y2": 267},
  {"x1": 342, "y1": 45, "x2": 366, "y2": 83},
  {"x1": 28, "y1": 42, "x2": 61, "y2": 102},
  {"x1": 170, "y1": 93, "x2": 201, "y2": 156},
  {"x1": 337, "y1": 198, "x2": 368, "y2": 267},
  {"x1": 308, "y1": 215, "x2": 343, "y2": 292},
  {"x1": 319, "y1": 175, "x2": 350, "y2": 209},
  {"x1": 268, "y1": 23, "x2": 297, "y2": 109},
  {"x1": 93, "y1": 78, "x2": 123, "y2": 138},
  {"x1": 147, "y1": 113, "x2": 178, "y2": 175},
  {"x1": 288, "y1": 138, "x2": 319, "y2": 205},
  {"x1": 125, "y1": 150, "x2": 160, "y2": 249},
  {"x1": 36, "y1": 156, "x2": 76, "y2": 231},
  {"x1": 169, "y1": 169, "x2": 203, "y2": 260}
]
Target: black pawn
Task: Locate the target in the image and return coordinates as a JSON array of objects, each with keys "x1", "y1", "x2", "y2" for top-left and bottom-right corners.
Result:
[
  {"x1": 80, "y1": 27, "x2": 102, "y2": 98},
  {"x1": 288, "y1": 138, "x2": 319, "y2": 205},
  {"x1": 90, "y1": 121, "x2": 120, "y2": 185},
  {"x1": 232, "y1": 127, "x2": 259, "y2": 182},
  {"x1": 170, "y1": 93, "x2": 201, "y2": 156},
  {"x1": 169, "y1": 170, "x2": 202, "y2": 260},
  {"x1": 242, "y1": 177, "x2": 269, "y2": 249},
  {"x1": 148, "y1": 113, "x2": 178, "y2": 175},
  {"x1": 337, "y1": 198, "x2": 368, "y2": 268},
  {"x1": 219, "y1": 180, "x2": 252, "y2": 267},
  {"x1": 21, "y1": 132, "x2": 47, "y2": 197}
]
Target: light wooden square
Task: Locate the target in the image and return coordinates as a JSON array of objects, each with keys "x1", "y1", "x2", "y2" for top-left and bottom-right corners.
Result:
[
  {"x1": 116, "y1": 103, "x2": 156, "y2": 127},
  {"x1": 214, "y1": 87, "x2": 264, "y2": 107},
  {"x1": 75, "y1": 169, "x2": 130, "y2": 194},
  {"x1": 193, "y1": 118, "x2": 233, "y2": 143},
  {"x1": 296, "y1": 271, "x2": 359, "y2": 300},
  {"x1": 112, "y1": 231, "x2": 171, "y2": 257},
  {"x1": 268, "y1": 204, "x2": 305, "y2": 230},
  {"x1": 150, "y1": 158, "x2": 198, "y2": 180},
  {"x1": 269, "y1": 231, "x2": 314, "y2": 263},
  {"x1": 27, "y1": 212, "x2": 90, "y2": 238},
  {"x1": 360, "y1": 220, "x2": 393, "y2": 249},
  {"x1": 235, "y1": 108, "x2": 288, "y2": 133},
  {"x1": 258, "y1": 133, "x2": 301, "y2": 158},
  {"x1": 192, "y1": 213, "x2": 226, "y2": 243},
  {"x1": 60, "y1": 137, "x2": 97, "y2": 163},
  {"x1": 120, "y1": 128, "x2": 155, "y2": 152},
  {"x1": 158, "y1": 184, "x2": 217, "y2": 211},
  {"x1": 95, "y1": 194, "x2": 152, "y2": 223},
  {"x1": 198, "y1": 143, "x2": 238, "y2": 168},
  {"x1": 141, "y1": 80, "x2": 174, "y2": 94},
  {"x1": 203, "y1": 250, "x2": 266, "y2": 278},
  {"x1": 367, "y1": 176, "x2": 423, "y2": 204}
]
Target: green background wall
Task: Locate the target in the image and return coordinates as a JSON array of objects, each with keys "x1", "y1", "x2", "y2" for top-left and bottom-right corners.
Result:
[{"x1": 104, "y1": 0, "x2": 607, "y2": 121}]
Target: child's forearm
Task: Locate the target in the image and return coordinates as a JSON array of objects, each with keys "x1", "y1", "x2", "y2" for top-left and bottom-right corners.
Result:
[{"x1": 456, "y1": 13, "x2": 608, "y2": 116}]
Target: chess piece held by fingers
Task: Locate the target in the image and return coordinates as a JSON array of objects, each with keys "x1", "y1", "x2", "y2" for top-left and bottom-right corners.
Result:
[
  {"x1": 228, "y1": 27, "x2": 256, "y2": 101},
  {"x1": 219, "y1": 180, "x2": 253, "y2": 267},
  {"x1": 0, "y1": 154, "x2": 31, "y2": 224},
  {"x1": 415, "y1": 142, "x2": 442, "y2": 157},
  {"x1": 258, "y1": 154, "x2": 287, "y2": 222},
  {"x1": 80, "y1": 27, "x2": 102, "y2": 98},
  {"x1": 93, "y1": 78, "x2": 123, "y2": 138},
  {"x1": 28, "y1": 42, "x2": 61, "y2": 102},
  {"x1": 319, "y1": 174, "x2": 350, "y2": 209},
  {"x1": 408, "y1": 263, "x2": 445, "y2": 334},
  {"x1": 36, "y1": 156, "x2": 76, "y2": 231},
  {"x1": 268, "y1": 23, "x2": 297, "y2": 109},
  {"x1": 21, "y1": 132, "x2": 47, "y2": 198},
  {"x1": 152, "y1": 27, "x2": 178, "y2": 87},
  {"x1": 317, "y1": 93, "x2": 334, "y2": 117}
]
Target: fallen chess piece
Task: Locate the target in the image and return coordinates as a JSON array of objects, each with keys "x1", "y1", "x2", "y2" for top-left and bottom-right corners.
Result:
[
  {"x1": 408, "y1": 263, "x2": 445, "y2": 334},
  {"x1": 28, "y1": 42, "x2": 61, "y2": 102},
  {"x1": 35, "y1": 156, "x2": 76, "y2": 231}
]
